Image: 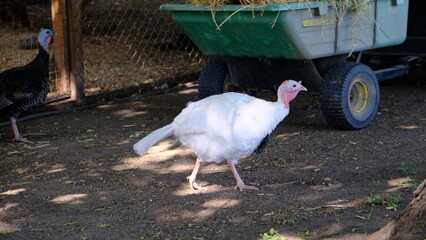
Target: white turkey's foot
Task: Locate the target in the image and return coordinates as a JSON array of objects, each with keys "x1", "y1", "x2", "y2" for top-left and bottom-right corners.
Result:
[
  {"x1": 13, "y1": 135, "x2": 30, "y2": 142},
  {"x1": 234, "y1": 182, "x2": 258, "y2": 191},
  {"x1": 187, "y1": 176, "x2": 207, "y2": 191}
]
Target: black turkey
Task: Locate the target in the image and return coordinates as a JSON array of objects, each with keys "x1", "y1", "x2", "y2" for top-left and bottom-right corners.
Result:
[{"x1": 0, "y1": 28, "x2": 55, "y2": 142}]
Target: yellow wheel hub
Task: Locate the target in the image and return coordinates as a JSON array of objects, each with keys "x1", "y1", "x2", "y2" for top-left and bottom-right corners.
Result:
[{"x1": 349, "y1": 80, "x2": 369, "y2": 113}]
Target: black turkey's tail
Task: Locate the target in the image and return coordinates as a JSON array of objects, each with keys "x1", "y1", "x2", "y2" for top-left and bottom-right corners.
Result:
[
  {"x1": 133, "y1": 123, "x2": 175, "y2": 156},
  {"x1": 0, "y1": 94, "x2": 13, "y2": 110}
]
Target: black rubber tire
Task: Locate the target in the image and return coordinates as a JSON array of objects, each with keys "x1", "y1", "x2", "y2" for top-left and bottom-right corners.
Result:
[
  {"x1": 320, "y1": 62, "x2": 379, "y2": 130},
  {"x1": 198, "y1": 57, "x2": 228, "y2": 99}
]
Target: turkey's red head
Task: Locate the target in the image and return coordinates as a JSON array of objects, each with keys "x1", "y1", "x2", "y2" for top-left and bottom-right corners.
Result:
[{"x1": 277, "y1": 80, "x2": 307, "y2": 108}]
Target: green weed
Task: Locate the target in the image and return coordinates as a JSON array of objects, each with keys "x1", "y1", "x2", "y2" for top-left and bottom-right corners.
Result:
[
  {"x1": 30, "y1": 228, "x2": 47, "y2": 232},
  {"x1": 351, "y1": 224, "x2": 367, "y2": 233},
  {"x1": 298, "y1": 231, "x2": 311, "y2": 237},
  {"x1": 371, "y1": 180, "x2": 382, "y2": 186},
  {"x1": 398, "y1": 177, "x2": 419, "y2": 191},
  {"x1": 355, "y1": 205, "x2": 374, "y2": 220},
  {"x1": 386, "y1": 194, "x2": 402, "y2": 211},
  {"x1": 367, "y1": 194, "x2": 384, "y2": 207},
  {"x1": 399, "y1": 177, "x2": 414, "y2": 186},
  {"x1": 261, "y1": 228, "x2": 285, "y2": 240},
  {"x1": 400, "y1": 162, "x2": 418, "y2": 174},
  {"x1": 367, "y1": 194, "x2": 401, "y2": 211},
  {"x1": 113, "y1": 177, "x2": 126, "y2": 182},
  {"x1": 333, "y1": 209, "x2": 341, "y2": 225},
  {"x1": 63, "y1": 222, "x2": 79, "y2": 226},
  {"x1": 272, "y1": 160, "x2": 286, "y2": 168}
]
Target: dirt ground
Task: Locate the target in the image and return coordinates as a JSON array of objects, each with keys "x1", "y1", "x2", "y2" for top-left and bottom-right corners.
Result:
[{"x1": 0, "y1": 75, "x2": 425, "y2": 239}]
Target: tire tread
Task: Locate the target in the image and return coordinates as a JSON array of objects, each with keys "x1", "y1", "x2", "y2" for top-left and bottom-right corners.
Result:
[{"x1": 320, "y1": 62, "x2": 379, "y2": 130}]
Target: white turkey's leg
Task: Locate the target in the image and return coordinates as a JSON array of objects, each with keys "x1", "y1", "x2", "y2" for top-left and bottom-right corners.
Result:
[
  {"x1": 187, "y1": 158, "x2": 207, "y2": 191},
  {"x1": 10, "y1": 117, "x2": 29, "y2": 142},
  {"x1": 227, "y1": 161, "x2": 258, "y2": 191}
]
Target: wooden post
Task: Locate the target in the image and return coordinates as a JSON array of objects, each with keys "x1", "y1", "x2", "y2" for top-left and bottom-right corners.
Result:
[
  {"x1": 51, "y1": 0, "x2": 68, "y2": 93},
  {"x1": 66, "y1": 0, "x2": 85, "y2": 103}
]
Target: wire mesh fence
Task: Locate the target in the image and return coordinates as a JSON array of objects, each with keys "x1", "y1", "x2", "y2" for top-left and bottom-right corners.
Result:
[
  {"x1": 0, "y1": 0, "x2": 206, "y2": 103},
  {"x1": 81, "y1": 0, "x2": 205, "y2": 98}
]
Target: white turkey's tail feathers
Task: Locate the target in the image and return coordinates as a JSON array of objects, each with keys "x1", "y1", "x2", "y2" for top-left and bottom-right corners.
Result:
[{"x1": 133, "y1": 123, "x2": 175, "y2": 156}]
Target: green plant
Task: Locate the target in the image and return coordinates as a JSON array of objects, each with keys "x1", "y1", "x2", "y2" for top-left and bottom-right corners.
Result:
[
  {"x1": 298, "y1": 231, "x2": 311, "y2": 237},
  {"x1": 389, "y1": 194, "x2": 402, "y2": 202},
  {"x1": 385, "y1": 201, "x2": 399, "y2": 211},
  {"x1": 386, "y1": 194, "x2": 402, "y2": 211},
  {"x1": 284, "y1": 217, "x2": 297, "y2": 225},
  {"x1": 113, "y1": 177, "x2": 126, "y2": 182},
  {"x1": 372, "y1": 180, "x2": 382, "y2": 186},
  {"x1": 271, "y1": 160, "x2": 286, "y2": 168},
  {"x1": 333, "y1": 209, "x2": 341, "y2": 225},
  {"x1": 367, "y1": 194, "x2": 384, "y2": 207},
  {"x1": 355, "y1": 205, "x2": 374, "y2": 220},
  {"x1": 351, "y1": 224, "x2": 367, "y2": 233},
  {"x1": 261, "y1": 228, "x2": 285, "y2": 240},
  {"x1": 400, "y1": 161, "x2": 418, "y2": 174},
  {"x1": 30, "y1": 228, "x2": 47, "y2": 232},
  {"x1": 367, "y1": 194, "x2": 401, "y2": 211},
  {"x1": 63, "y1": 222, "x2": 79, "y2": 226},
  {"x1": 399, "y1": 177, "x2": 413, "y2": 186},
  {"x1": 399, "y1": 177, "x2": 419, "y2": 191}
]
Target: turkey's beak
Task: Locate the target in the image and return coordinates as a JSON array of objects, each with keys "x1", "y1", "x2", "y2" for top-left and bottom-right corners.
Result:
[{"x1": 298, "y1": 81, "x2": 308, "y2": 92}]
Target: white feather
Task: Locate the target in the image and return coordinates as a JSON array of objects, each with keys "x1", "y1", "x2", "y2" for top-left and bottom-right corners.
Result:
[
  {"x1": 133, "y1": 80, "x2": 307, "y2": 190},
  {"x1": 133, "y1": 92, "x2": 289, "y2": 164},
  {"x1": 133, "y1": 124, "x2": 175, "y2": 156}
]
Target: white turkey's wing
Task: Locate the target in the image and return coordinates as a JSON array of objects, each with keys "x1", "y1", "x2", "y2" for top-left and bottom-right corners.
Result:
[
  {"x1": 174, "y1": 92, "x2": 252, "y2": 136},
  {"x1": 230, "y1": 98, "x2": 289, "y2": 155},
  {"x1": 173, "y1": 92, "x2": 254, "y2": 163}
]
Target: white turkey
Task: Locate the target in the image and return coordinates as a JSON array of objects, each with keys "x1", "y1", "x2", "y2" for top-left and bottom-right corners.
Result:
[{"x1": 134, "y1": 80, "x2": 307, "y2": 191}]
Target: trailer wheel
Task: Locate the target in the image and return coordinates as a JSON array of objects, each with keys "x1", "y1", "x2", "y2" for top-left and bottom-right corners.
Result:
[
  {"x1": 199, "y1": 57, "x2": 230, "y2": 99},
  {"x1": 320, "y1": 62, "x2": 379, "y2": 130}
]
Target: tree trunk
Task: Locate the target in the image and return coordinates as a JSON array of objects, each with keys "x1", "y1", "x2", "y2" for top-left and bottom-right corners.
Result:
[{"x1": 365, "y1": 179, "x2": 426, "y2": 240}]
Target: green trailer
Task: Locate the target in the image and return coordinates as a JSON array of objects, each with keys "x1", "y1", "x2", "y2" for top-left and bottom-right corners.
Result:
[{"x1": 160, "y1": 0, "x2": 411, "y2": 130}]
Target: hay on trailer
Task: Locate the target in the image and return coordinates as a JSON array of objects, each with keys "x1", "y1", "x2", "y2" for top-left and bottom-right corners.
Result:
[
  {"x1": 186, "y1": 0, "x2": 292, "y2": 7},
  {"x1": 186, "y1": 0, "x2": 370, "y2": 13},
  {"x1": 185, "y1": 0, "x2": 371, "y2": 29},
  {"x1": 186, "y1": 0, "x2": 371, "y2": 54}
]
